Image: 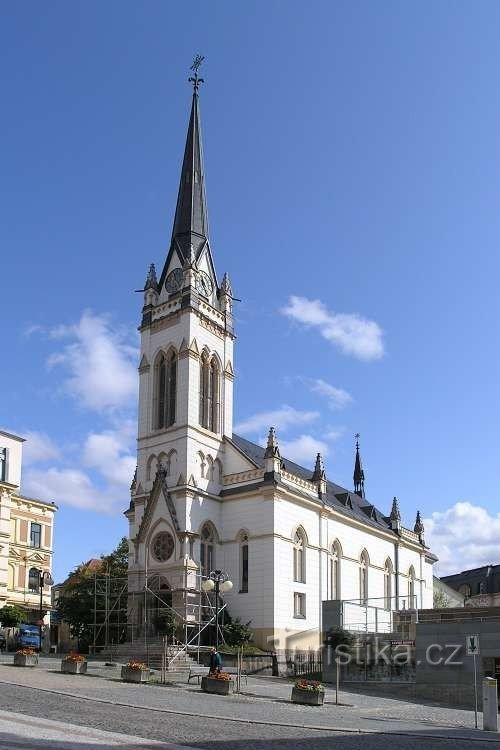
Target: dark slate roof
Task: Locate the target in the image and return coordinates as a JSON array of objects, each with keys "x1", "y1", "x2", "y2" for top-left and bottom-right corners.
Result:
[
  {"x1": 158, "y1": 90, "x2": 217, "y2": 291},
  {"x1": 230, "y1": 434, "x2": 394, "y2": 534}
]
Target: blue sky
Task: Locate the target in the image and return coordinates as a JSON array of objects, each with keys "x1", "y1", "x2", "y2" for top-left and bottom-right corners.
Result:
[{"x1": 2, "y1": 1, "x2": 500, "y2": 580}]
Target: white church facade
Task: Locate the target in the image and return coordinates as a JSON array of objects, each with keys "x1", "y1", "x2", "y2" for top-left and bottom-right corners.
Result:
[{"x1": 126, "y1": 72, "x2": 435, "y2": 650}]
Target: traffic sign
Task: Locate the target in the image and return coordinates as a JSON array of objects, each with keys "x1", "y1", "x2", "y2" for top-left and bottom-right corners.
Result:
[{"x1": 466, "y1": 634, "x2": 480, "y2": 656}]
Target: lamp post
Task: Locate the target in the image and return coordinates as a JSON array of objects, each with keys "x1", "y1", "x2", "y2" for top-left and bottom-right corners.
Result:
[
  {"x1": 201, "y1": 570, "x2": 233, "y2": 648},
  {"x1": 36, "y1": 570, "x2": 54, "y2": 653}
]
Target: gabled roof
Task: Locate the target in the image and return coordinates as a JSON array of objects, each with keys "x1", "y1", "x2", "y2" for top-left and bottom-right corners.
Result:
[{"x1": 231, "y1": 433, "x2": 394, "y2": 535}]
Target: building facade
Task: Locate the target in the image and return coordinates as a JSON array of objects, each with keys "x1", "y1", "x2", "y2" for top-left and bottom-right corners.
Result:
[
  {"x1": 0, "y1": 430, "x2": 56, "y2": 625},
  {"x1": 441, "y1": 564, "x2": 500, "y2": 608},
  {"x1": 126, "y1": 77, "x2": 436, "y2": 650}
]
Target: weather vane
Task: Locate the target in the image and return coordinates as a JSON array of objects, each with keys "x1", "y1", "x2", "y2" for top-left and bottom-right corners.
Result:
[
  {"x1": 189, "y1": 54, "x2": 205, "y2": 93},
  {"x1": 355, "y1": 433, "x2": 361, "y2": 447}
]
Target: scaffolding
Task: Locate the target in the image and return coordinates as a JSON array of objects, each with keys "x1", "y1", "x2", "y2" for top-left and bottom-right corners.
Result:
[{"x1": 90, "y1": 566, "x2": 225, "y2": 665}]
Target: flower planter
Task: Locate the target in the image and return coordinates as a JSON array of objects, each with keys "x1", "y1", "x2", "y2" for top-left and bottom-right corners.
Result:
[
  {"x1": 14, "y1": 654, "x2": 38, "y2": 668},
  {"x1": 291, "y1": 686, "x2": 325, "y2": 705},
  {"x1": 201, "y1": 676, "x2": 234, "y2": 695},
  {"x1": 61, "y1": 660, "x2": 87, "y2": 675},
  {"x1": 121, "y1": 666, "x2": 150, "y2": 683}
]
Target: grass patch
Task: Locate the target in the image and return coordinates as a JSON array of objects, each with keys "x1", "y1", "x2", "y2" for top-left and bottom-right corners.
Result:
[{"x1": 219, "y1": 644, "x2": 269, "y2": 656}]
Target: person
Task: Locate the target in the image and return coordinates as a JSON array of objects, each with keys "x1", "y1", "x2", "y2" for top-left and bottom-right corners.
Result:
[{"x1": 209, "y1": 647, "x2": 222, "y2": 674}]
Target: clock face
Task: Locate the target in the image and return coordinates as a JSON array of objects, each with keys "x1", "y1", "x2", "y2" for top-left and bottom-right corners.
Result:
[
  {"x1": 165, "y1": 268, "x2": 183, "y2": 294},
  {"x1": 196, "y1": 271, "x2": 213, "y2": 297}
]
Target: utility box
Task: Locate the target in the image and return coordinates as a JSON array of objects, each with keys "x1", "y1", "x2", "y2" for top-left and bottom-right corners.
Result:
[{"x1": 483, "y1": 678, "x2": 498, "y2": 732}]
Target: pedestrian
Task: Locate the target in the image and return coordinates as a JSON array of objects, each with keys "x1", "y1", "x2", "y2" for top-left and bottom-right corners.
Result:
[{"x1": 209, "y1": 647, "x2": 222, "y2": 674}]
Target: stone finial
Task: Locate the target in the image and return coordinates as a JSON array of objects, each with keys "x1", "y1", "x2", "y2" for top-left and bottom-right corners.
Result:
[
  {"x1": 414, "y1": 510, "x2": 425, "y2": 543},
  {"x1": 221, "y1": 272, "x2": 233, "y2": 297},
  {"x1": 264, "y1": 427, "x2": 280, "y2": 459},
  {"x1": 390, "y1": 496, "x2": 401, "y2": 522},
  {"x1": 144, "y1": 263, "x2": 158, "y2": 291},
  {"x1": 311, "y1": 453, "x2": 326, "y2": 483}
]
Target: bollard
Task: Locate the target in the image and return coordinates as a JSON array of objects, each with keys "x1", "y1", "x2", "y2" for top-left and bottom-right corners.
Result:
[{"x1": 483, "y1": 678, "x2": 498, "y2": 732}]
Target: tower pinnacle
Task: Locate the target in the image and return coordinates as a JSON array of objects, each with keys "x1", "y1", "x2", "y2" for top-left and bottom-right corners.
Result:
[{"x1": 353, "y1": 433, "x2": 365, "y2": 498}]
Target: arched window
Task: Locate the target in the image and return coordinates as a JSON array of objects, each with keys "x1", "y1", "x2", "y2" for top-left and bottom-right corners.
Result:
[
  {"x1": 384, "y1": 558, "x2": 393, "y2": 610},
  {"x1": 359, "y1": 550, "x2": 369, "y2": 604},
  {"x1": 293, "y1": 528, "x2": 306, "y2": 583},
  {"x1": 408, "y1": 566, "x2": 416, "y2": 607},
  {"x1": 28, "y1": 567, "x2": 40, "y2": 593},
  {"x1": 329, "y1": 541, "x2": 342, "y2": 600},
  {"x1": 239, "y1": 532, "x2": 249, "y2": 593},
  {"x1": 155, "y1": 351, "x2": 177, "y2": 429},
  {"x1": 199, "y1": 353, "x2": 220, "y2": 433},
  {"x1": 200, "y1": 523, "x2": 216, "y2": 577}
]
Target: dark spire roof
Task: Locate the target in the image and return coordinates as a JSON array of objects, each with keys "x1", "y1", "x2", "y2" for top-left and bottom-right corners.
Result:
[
  {"x1": 311, "y1": 453, "x2": 326, "y2": 483},
  {"x1": 353, "y1": 434, "x2": 365, "y2": 498},
  {"x1": 159, "y1": 82, "x2": 216, "y2": 289}
]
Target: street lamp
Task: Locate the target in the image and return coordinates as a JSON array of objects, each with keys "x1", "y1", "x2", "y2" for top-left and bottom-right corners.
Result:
[
  {"x1": 201, "y1": 570, "x2": 233, "y2": 649},
  {"x1": 36, "y1": 570, "x2": 54, "y2": 653}
]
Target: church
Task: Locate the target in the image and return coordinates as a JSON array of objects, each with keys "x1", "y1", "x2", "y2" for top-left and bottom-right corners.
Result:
[{"x1": 126, "y1": 70, "x2": 436, "y2": 650}]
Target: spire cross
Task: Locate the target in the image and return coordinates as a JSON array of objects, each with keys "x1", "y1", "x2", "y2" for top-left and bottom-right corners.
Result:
[
  {"x1": 189, "y1": 54, "x2": 205, "y2": 93},
  {"x1": 355, "y1": 432, "x2": 360, "y2": 449}
]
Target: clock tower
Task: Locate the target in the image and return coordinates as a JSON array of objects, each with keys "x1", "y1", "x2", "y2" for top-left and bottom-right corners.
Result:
[{"x1": 128, "y1": 71, "x2": 235, "y2": 584}]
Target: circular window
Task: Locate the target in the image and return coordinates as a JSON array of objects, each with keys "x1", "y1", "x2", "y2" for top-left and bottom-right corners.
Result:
[{"x1": 151, "y1": 532, "x2": 175, "y2": 562}]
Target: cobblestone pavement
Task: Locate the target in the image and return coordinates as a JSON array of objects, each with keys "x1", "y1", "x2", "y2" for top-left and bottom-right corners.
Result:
[{"x1": 0, "y1": 658, "x2": 498, "y2": 749}]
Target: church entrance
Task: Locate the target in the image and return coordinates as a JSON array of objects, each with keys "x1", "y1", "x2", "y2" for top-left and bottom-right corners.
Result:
[{"x1": 145, "y1": 574, "x2": 174, "y2": 637}]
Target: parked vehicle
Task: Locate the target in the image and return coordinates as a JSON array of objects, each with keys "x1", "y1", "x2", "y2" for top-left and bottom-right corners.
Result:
[{"x1": 17, "y1": 624, "x2": 39, "y2": 651}]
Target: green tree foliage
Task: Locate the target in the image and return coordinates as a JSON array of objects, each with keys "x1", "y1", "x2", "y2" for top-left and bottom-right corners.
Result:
[
  {"x1": 56, "y1": 537, "x2": 129, "y2": 651},
  {"x1": 323, "y1": 626, "x2": 356, "y2": 653},
  {"x1": 153, "y1": 609, "x2": 177, "y2": 639},
  {"x1": 0, "y1": 605, "x2": 27, "y2": 628},
  {"x1": 433, "y1": 589, "x2": 451, "y2": 609},
  {"x1": 223, "y1": 616, "x2": 253, "y2": 647}
]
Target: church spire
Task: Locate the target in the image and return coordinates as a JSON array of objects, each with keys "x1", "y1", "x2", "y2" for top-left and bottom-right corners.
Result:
[
  {"x1": 159, "y1": 57, "x2": 214, "y2": 289},
  {"x1": 353, "y1": 433, "x2": 365, "y2": 498}
]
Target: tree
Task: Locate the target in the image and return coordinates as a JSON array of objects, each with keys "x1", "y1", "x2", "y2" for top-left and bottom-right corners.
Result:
[
  {"x1": 101, "y1": 537, "x2": 128, "y2": 577},
  {"x1": 0, "y1": 605, "x2": 26, "y2": 628},
  {"x1": 433, "y1": 589, "x2": 451, "y2": 609},
  {"x1": 153, "y1": 609, "x2": 177, "y2": 639},
  {"x1": 223, "y1": 617, "x2": 253, "y2": 647}
]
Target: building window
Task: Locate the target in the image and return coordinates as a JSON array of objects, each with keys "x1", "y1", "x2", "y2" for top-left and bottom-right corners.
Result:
[
  {"x1": 384, "y1": 559, "x2": 393, "y2": 610},
  {"x1": 408, "y1": 566, "x2": 415, "y2": 607},
  {"x1": 200, "y1": 523, "x2": 215, "y2": 577},
  {"x1": 0, "y1": 447, "x2": 6, "y2": 482},
  {"x1": 294, "y1": 592, "x2": 306, "y2": 618},
  {"x1": 199, "y1": 353, "x2": 220, "y2": 433},
  {"x1": 359, "y1": 550, "x2": 369, "y2": 604},
  {"x1": 293, "y1": 529, "x2": 306, "y2": 583},
  {"x1": 30, "y1": 523, "x2": 41, "y2": 548},
  {"x1": 329, "y1": 541, "x2": 342, "y2": 600},
  {"x1": 28, "y1": 568, "x2": 40, "y2": 593},
  {"x1": 155, "y1": 350, "x2": 177, "y2": 429},
  {"x1": 151, "y1": 532, "x2": 175, "y2": 562},
  {"x1": 240, "y1": 535, "x2": 249, "y2": 593}
]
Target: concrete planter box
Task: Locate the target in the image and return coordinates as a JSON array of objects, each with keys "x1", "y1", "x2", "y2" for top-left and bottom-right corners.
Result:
[
  {"x1": 61, "y1": 660, "x2": 87, "y2": 675},
  {"x1": 121, "y1": 666, "x2": 150, "y2": 683},
  {"x1": 291, "y1": 686, "x2": 325, "y2": 705},
  {"x1": 201, "y1": 676, "x2": 234, "y2": 695},
  {"x1": 14, "y1": 654, "x2": 38, "y2": 668}
]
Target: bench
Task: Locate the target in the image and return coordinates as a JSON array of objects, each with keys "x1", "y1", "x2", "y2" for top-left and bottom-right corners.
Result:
[{"x1": 187, "y1": 665, "x2": 248, "y2": 685}]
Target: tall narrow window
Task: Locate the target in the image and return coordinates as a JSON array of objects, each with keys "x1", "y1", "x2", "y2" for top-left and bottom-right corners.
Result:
[
  {"x1": 28, "y1": 568, "x2": 40, "y2": 593},
  {"x1": 156, "y1": 351, "x2": 177, "y2": 429},
  {"x1": 408, "y1": 566, "x2": 415, "y2": 608},
  {"x1": 384, "y1": 559, "x2": 393, "y2": 610},
  {"x1": 330, "y1": 541, "x2": 341, "y2": 600},
  {"x1": 199, "y1": 354, "x2": 220, "y2": 433},
  {"x1": 359, "y1": 550, "x2": 369, "y2": 604},
  {"x1": 293, "y1": 529, "x2": 306, "y2": 583},
  {"x1": 294, "y1": 592, "x2": 306, "y2": 618},
  {"x1": 30, "y1": 523, "x2": 41, "y2": 549},
  {"x1": 157, "y1": 356, "x2": 166, "y2": 429},
  {"x1": 240, "y1": 538, "x2": 249, "y2": 593},
  {"x1": 199, "y1": 354, "x2": 209, "y2": 428},
  {"x1": 200, "y1": 523, "x2": 215, "y2": 577},
  {"x1": 166, "y1": 351, "x2": 177, "y2": 427},
  {"x1": 0, "y1": 448, "x2": 6, "y2": 482}
]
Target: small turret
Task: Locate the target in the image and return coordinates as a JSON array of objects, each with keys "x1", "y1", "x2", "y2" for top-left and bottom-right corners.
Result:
[
  {"x1": 142, "y1": 263, "x2": 159, "y2": 326},
  {"x1": 311, "y1": 452, "x2": 327, "y2": 498},
  {"x1": 264, "y1": 427, "x2": 282, "y2": 476},
  {"x1": 353, "y1": 434, "x2": 365, "y2": 498},
  {"x1": 414, "y1": 510, "x2": 425, "y2": 544},
  {"x1": 220, "y1": 272, "x2": 233, "y2": 313},
  {"x1": 390, "y1": 496, "x2": 402, "y2": 534}
]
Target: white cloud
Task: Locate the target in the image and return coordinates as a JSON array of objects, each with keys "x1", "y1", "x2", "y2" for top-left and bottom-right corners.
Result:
[
  {"x1": 308, "y1": 378, "x2": 353, "y2": 410},
  {"x1": 424, "y1": 501, "x2": 500, "y2": 576},
  {"x1": 83, "y1": 424, "x2": 136, "y2": 488},
  {"x1": 23, "y1": 466, "x2": 122, "y2": 514},
  {"x1": 22, "y1": 431, "x2": 61, "y2": 465},
  {"x1": 281, "y1": 296, "x2": 384, "y2": 361},
  {"x1": 46, "y1": 311, "x2": 138, "y2": 412},
  {"x1": 234, "y1": 405, "x2": 319, "y2": 435},
  {"x1": 280, "y1": 434, "x2": 330, "y2": 466}
]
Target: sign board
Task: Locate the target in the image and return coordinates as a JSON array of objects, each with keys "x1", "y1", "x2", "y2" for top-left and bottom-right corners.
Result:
[
  {"x1": 466, "y1": 634, "x2": 480, "y2": 655},
  {"x1": 390, "y1": 640, "x2": 415, "y2": 646}
]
